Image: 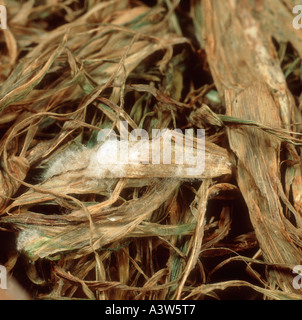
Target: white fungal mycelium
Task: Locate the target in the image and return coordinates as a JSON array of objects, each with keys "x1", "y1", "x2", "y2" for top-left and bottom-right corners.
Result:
[
  {"x1": 43, "y1": 135, "x2": 152, "y2": 180},
  {"x1": 42, "y1": 125, "x2": 205, "y2": 180},
  {"x1": 17, "y1": 229, "x2": 43, "y2": 252},
  {"x1": 43, "y1": 144, "x2": 90, "y2": 180}
]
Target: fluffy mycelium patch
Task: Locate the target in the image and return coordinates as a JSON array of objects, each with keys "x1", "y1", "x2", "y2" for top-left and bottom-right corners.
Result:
[
  {"x1": 17, "y1": 229, "x2": 50, "y2": 259},
  {"x1": 87, "y1": 138, "x2": 150, "y2": 179},
  {"x1": 43, "y1": 145, "x2": 90, "y2": 180},
  {"x1": 42, "y1": 128, "x2": 207, "y2": 180},
  {"x1": 42, "y1": 139, "x2": 150, "y2": 181}
]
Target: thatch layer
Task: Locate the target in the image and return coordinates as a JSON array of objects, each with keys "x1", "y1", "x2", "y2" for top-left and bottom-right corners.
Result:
[{"x1": 0, "y1": 0, "x2": 301, "y2": 300}]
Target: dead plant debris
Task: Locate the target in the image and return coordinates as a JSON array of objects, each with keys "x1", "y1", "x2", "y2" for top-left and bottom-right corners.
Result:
[{"x1": 0, "y1": 0, "x2": 302, "y2": 300}]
